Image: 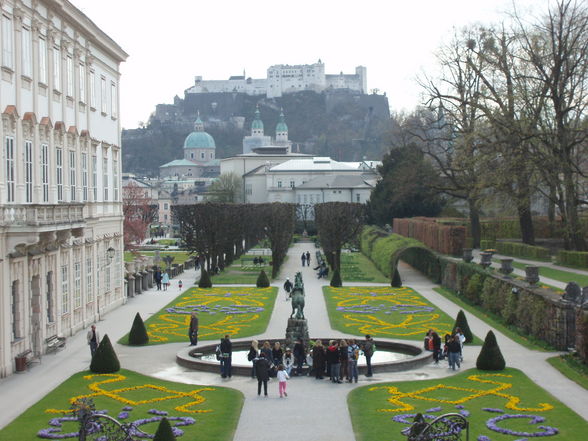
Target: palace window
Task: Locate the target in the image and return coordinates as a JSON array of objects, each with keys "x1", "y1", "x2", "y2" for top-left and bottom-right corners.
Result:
[
  {"x1": 2, "y1": 15, "x2": 13, "y2": 69},
  {"x1": 6, "y1": 137, "x2": 14, "y2": 202},
  {"x1": 61, "y1": 265, "x2": 69, "y2": 314},
  {"x1": 100, "y1": 76, "x2": 107, "y2": 114},
  {"x1": 56, "y1": 148, "x2": 63, "y2": 201},
  {"x1": 86, "y1": 257, "x2": 93, "y2": 301},
  {"x1": 103, "y1": 157, "x2": 108, "y2": 200},
  {"x1": 111, "y1": 82, "x2": 117, "y2": 118},
  {"x1": 66, "y1": 55, "x2": 74, "y2": 96},
  {"x1": 74, "y1": 261, "x2": 81, "y2": 309},
  {"x1": 11, "y1": 280, "x2": 22, "y2": 340},
  {"x1": 46, "y1": 271, "x2": 54, "y2": 322},
  {"x1": 82, "y1": 153, "x2": 88, "y2": 201},
  {"x1": 39, "y1": 37, "x2": 47, "y2": 83},
  {"x1": 25, "y1": 141, "x2": 33, "y2": 203},
  {"x1": 42, "y1": 144, "x2": 49, "y2": 202},
  {"x1": 53, "y1": 46, "x2": 61, "y2": 91},
  {"x1": 69, "y1": 151, "x2": 76, "y2": 201},
  {"x1": 90, "y1": 70, "x2": 96, "y2": 108},
  {"x1": 21, "y1": 27, "x2": 32, "y2": 77},
  {"x1": 113, "y1": 159, "x2": 119, "y2": 201},
  {"x1": 79, "y1": 63, "x2": 86, "y2": 102},
  {"x1": 92, "y1": 155, "x2": 97, "y2": 200}
]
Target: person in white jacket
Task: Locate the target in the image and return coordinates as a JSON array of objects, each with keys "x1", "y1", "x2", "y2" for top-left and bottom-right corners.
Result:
[
  {"x1": 282, "y1": 348, "x2": 294, "y2": 375},
  {"x1": 277, "y1": 364, "x2": 290, "y2": 398}
]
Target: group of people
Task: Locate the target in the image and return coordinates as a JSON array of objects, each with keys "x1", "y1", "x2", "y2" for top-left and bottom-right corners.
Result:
[
  {"x1": 314, "y1": 261, "x2": 329, "y2": 279},
  {"x1": 424, "y1": 328, "x2": 465, "y2": 370},
  {"x1": 244, "y1": 335, "x2": 376, "y2": 397},
  {"x1": 153, "y1": 269, "x2": 170, "y2": 291},
  {"x1": 300, "y1": 251, "x2": 312, "y2": 267},
  {"x1": 252, "y1": 256, "x2": 265, "y2": 266}
]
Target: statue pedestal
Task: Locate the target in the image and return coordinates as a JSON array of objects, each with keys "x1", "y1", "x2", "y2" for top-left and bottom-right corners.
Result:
[{"x1": 285, "y1": 318, "x2": 309, "y2": 347}]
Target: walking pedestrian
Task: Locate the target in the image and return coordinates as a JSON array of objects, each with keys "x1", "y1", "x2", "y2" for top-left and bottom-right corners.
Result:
[
  {"x1": 293, "y1": 339, "x2": 305, "y2": 376},
  {"x1": 178, "y1": 280, "x2": 183, "y2": 291},
  {"x1": 188, "y1": 312, "x2": 198, "y2": 346},
  {"x1": 255, "y1": 353, "x2": 270, "y2": 397},
  {"x1": 277, "y1": 364, "x2": 290, "y2": 398},
  {"x1": 162, "y1": 271, "x2": 169, "y2": 291},
  {"x1": 447, "y1": 335, "x2": 462, "y2": 370},
  {"x1": 306, "y1": 251, "x2": 311, "y2": 266},
  {"x1": 348, "y1": 339, "x2": 359, "y2": 383},
  {"x1": 301, "y1": 253, "x2": 306, "y2": 267},
  {"x1": 87, "y1": 324, "x2": 100, "y2": 357},
  {"x1": 431, "y1": 331, "x2": 442, "y2": 364},
  {"x1": 154, "y1": 269, "x2": 162, "y2": 291},
  {"x1": 283, "y1": 277, "x2": 293, "y2": 300}
]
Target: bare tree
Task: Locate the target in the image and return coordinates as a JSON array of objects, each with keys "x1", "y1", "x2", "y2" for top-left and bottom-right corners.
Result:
[
  {"x1": 206, "y1": 172, "x2": 243, "y2": 203},
  {"x1": 122, "y1": 182, "x2": 157, "y2": 250}
]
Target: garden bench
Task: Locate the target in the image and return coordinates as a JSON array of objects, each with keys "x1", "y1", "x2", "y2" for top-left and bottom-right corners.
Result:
[
  {"x1": 46, "y1": 335, "x2": 66, "y2": 353},
  {"x1": 315, "y1": 251, "x2": 324, "y2": 265},
  {"x1": 15, "y1": 349, "x2": 39, "y2": 371}
]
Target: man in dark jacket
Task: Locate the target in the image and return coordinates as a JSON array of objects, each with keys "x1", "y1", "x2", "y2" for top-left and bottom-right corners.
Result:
[
  {"x1": 255, "y1": 353, "x2": 271, "y2": 396},
  {"x1": 293, "y1": 339, "x2": 306, "y2": 375},
  {"x1": 283, "y1": 278, "x2": 293, "y2": 300},
  {"x1": 363, "y1": 335, "x2": 375, "y2": 377},
  {"x1": 220, "y1": 335, "x2": 232, "y2": 378},
  {"x1": 189, "y1": 312, "x2": 198, "y2": 346}
]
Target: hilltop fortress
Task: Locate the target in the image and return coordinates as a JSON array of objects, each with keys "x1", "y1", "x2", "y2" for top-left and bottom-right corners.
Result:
[{"x1": 186, "y1": 60, "x2": 367, "y2": 98}]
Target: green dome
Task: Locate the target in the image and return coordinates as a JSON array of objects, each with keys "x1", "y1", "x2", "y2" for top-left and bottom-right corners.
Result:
[
  {"x1": 276, "y1": 109, "x2": 288, "y2": 132},
  {"x1": 184, "y1": 116, "x2": 215, "y2": 149},
  {"x1": 183, "y1": 131, "x2": 216, "y2": 149},
  {"x1": 252, "y1": 106, "x2": 264, "y2": 131}
]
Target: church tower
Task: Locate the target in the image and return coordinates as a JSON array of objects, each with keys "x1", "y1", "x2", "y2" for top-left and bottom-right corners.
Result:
[
  {"x1": 251, "y1": 105, "x2": 264, "y2": 136},
  {"x1": 275, "y1": 108, "x2": 288, "y2": 143}
]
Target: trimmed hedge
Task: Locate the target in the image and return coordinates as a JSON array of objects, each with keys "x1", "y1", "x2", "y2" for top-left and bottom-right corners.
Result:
[
  {"x1": 90, "y1": 334, "x2": 120, "y2": 373},
  {"x1": 153, "y1": 417, "x2": 176, "y2": 441},
  {"x1": 256, "y1": 270, "x2": 270, "y2": 288},
  {"x1": 495, "y1": 241, "x2": 551, "y2": 261},
  {"x1": 393, "y1": 217, "x2": 466, "y2": 256},
  {"x1": 453, "y1": 310, "x2": 474, "y2": 344},
  {"x1": 476, "y1": 330, "x2": 506, "y2": 371},
  {"x1": 128, "y1": 313, "x2": 149, "y2": 346},
  {"x1": 556, "y1": 250, "x2": 588, "y2": 269},
  {"x1": 480, "y1": 239, "x2": 496, "y2": 250}
]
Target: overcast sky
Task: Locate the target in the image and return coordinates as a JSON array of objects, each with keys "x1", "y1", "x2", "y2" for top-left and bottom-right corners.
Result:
[{"x1": 71, "y1": 0, "x2": 549, "y2": 129}]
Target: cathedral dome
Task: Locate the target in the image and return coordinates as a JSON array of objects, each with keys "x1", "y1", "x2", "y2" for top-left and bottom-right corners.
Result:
[
  {"x1": 276, "y1": 109, "x2": 288, "y2": 133},
  {"x1": 183, "y1": 116, "x2": 216, "y2": 149},
  {"x1": 251, "y1": 106, "x2": 264, "y2": 131}
]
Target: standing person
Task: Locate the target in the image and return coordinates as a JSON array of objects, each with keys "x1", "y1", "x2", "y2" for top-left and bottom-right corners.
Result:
[
  {"x1": 247, "y1": 340, "x2": 259, "y2": 378},
  {"x1": 431, "y1": 331, "x2": 442, "y2": 364},
  {"x1": 301, "y1": 252, "x2": 306, "y2": 267},
  {"x1": 260, "y1": 341, "x2": 273, "y2": 364},
  {"x1": 306, "y1": 251, "x2": 311, "y2": 266},
  {"x1": 254, "y1": 353, "x2": 270, "y2": 397},
  {"x1": 347, "y1": 339, "x2": 360, "y2": 383},
  {"x1": 188, "y1": 312, "x2": 198, "y2": 346},
  {"x1": 162, "y1": 271, "x2": 169, "y2": 291},
  {"x1": 454, "y1": 327, "x2": 466, "y2": 361},
  {"x1": 363, "y1": 335, "x2": 375, "y2": 377},
  {"x1": 87, "y1": 324, "x2": 100, "y2": 357},
  {"x1": 220, "y1": 335, "x2": 232, "y2": 378},
  {"x1": 154, "y1": 269, "x2": 162, "y2": 291},
  {"x1": 312, "y1": 340, "x2": 326, "y2": 379},
  {"x1": 293, "y1": 339, "x2": 305, "y2": 376},
  {"x1": 327, "y1": 340, "x2": 341, "y2": 383},
  {"x1": 277, "y1": 364, "x2": 290, "y2": 398},
  {"x1": 283, "y1": 278, "x2": 293, "y2": 300},
  {"x1": 447, "y1": 335, "x2": 462, "y2": 370},
  {"x1": 178, "y1": 280, "x2": 183, "y2": 291},
  {"x1": 339, "y1": 339, "x2": 349, "y2": 382}
]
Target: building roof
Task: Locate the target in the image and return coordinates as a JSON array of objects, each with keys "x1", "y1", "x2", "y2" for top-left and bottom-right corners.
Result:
[
  {"x1": 159, "y1": 159, "x2": 199, "y2": 168},
  {"x1": 203, "y1": 159, "x2": 221, "y2": 166},
  {"x1": 221, "y1": 152, "x2": 311, "y2": 161},
  {"x1": 270, "y1": 157, "x2": 357, "y2": 172},
  {"x1": 297, "y1": 175, "x2": 374, "y2": 189}
]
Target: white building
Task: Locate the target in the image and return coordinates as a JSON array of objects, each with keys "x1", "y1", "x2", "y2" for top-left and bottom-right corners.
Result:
[
  {"x1": 0, "y1": 0, "x2": 127, "y2": 377},
  {"x1": 186, "y1": 60, "x2": 367, "y2": 98}
]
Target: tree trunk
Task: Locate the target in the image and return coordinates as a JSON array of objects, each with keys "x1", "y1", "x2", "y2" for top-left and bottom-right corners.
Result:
[
  {"x1": 517, "y1": 203, "x2": 535, "y2": 245},
  {"x1": 563, "y1": 172, "x2": 586, "y2": 251},
  {"x1": 468, "y1": 199, "x2": 481, "y2": 248},
  {"x1": 548, "y1": 184, "x2": 556, "y2": 237}
]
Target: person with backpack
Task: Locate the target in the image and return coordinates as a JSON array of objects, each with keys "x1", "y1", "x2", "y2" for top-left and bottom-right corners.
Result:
[
  {"x1": 283, "y1": 278, "x2": 293, "y2": 300},
  {"x1": 293, "y1": 339, "x2": 306, "y2": 376},
  {"x1": 247, "y1": 340, "x2": 259, "y2": 378},
  {"x1": 254, "y1": 353, "x2": 271, "y2": 397},
  {"x1": 347, "y1": 339, "x2": 360, "y2": 383},
  {"x1": 363, "y1": 335, "x2": 375, "y2": 377}
]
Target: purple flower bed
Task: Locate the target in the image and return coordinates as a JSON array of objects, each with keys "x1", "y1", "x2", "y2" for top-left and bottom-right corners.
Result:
[
  {"x1": 336, "y1": 304, "x2": 435, "y2": 314},
  {"x1": 167, "y1": 304, "x2": 264, "y2": 315}
]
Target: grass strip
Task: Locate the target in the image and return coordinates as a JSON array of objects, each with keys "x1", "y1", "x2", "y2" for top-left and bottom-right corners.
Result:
[{"x1": 547, "y1": 354, "x2": 588, "y2": 391}]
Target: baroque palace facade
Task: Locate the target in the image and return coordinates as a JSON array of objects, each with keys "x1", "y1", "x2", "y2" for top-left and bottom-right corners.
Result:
[{"x1": 0, "y1": 0, "x2": 127, "y2": 377}]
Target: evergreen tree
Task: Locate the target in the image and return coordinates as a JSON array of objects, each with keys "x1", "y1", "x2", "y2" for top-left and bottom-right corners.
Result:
[
  {"x1": 392, "y1": 267, "x2": 402, "y2": 287},
  {"x1": 330, "y1": 268, "x2": 342, "y2": 287},
  {"x1": 453, "y1": 310, "x2": 474, "y2": 343},
  {"x1": 153, "y1": 417, "x2": 176, "y2": 441},
  {"x1": 476, "y1": 330, "x2": 506, "y2": 371},
  {"x1": 90, "y1": 334, "x2": 120, "y2": 373},
  {"x1": 128, "y1": 312, "x2": 149, "y2": 346},
  {"x1": 256, "y1": 270, "x2": 270, "y2": 288},
  {"x1": 198, "y1": 268, "x2": 212, "y2": 288}
]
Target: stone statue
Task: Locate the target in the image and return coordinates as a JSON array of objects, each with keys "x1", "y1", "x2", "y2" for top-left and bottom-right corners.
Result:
[{"x1": 289, "y1": 272, "x2": 305, "y2": 319}]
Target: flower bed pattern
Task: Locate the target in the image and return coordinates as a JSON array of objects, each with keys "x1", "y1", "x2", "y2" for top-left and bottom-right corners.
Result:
[
  {"x1": 348, "y1": 368, "x2": 588, "y2": 441},
  {"x1": 133, "y1": 287, "x2": 277, "y2": 344},
  {"x1": 324, "y1": 286, "x2": 455, "y2": 340}
]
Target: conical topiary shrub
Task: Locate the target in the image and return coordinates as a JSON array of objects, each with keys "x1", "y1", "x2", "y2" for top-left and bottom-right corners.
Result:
[
  {"x1": 128, "y1": 312, "x2": 149, "y2": 345},
  {"x1": 256, "y1": 270, "x2": 270, "y2": 288},
  {"x1": 391, "y1": 268, "x2": 402, "y2": 287},
  {"x1": 453, "y1": 310, "x2": 474, "y2": 343},
  {"x1": 90, "y1": 334, "x2": 120, "y2": 373},
  {"x1": 198, "y1": 268, "x2": 212, "y2": 288},
  {"x1": 153, "y1": 417, "x2": 176, "y2": 441},
  {"x1": 330, "y1": 268, "x2": 342, "y2": 287},
  {"x1": 476, "y1": 330, "x2": 505, "y2": 371}
]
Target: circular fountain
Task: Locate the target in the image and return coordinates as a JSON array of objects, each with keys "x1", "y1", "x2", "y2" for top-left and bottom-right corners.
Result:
[{"x1": 176, "y1": 338, "x2": 432, "y2": 376}]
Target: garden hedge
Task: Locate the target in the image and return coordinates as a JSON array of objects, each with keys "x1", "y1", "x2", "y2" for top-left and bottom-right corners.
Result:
[
  {"x1": 256, "y1": 270, "x2": 270, "y2": 288},
  {"x1": 128, "y1": 312, "x2": 149, "y2": 345},
  {"x1": 476, "y1": 330, "x2": 506, "y2": 371},
  {"x1": 495, "y1": 241, "x2": 551, "y2": 261},
  {"x1": 90, "y1": 334, "x2": 120, "y2": 373},
  {"x1": 556, "y1": 250, "x2": 588, "y2": 269}
]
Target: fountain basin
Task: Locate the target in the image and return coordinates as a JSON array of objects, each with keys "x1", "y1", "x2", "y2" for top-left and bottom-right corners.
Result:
[{"x1": 176, "y1": 338, "x2": 432, "y2": 376}]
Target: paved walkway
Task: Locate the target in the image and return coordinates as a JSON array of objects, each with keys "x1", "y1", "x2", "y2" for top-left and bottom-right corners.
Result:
[{"x1": 1, "y1": 243, "x2": 588, "y2": 440}]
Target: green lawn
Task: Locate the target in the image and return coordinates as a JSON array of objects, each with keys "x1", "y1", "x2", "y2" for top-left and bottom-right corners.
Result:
[
  {"x1": 548, "y1": 354, "x2": 588, "y2": 390},
  {"x1": 509, "y1": 260, "x2": 588, "y2": 286},
  {"x1": 119, "y1": 286, "x2": 278, "y2": 345},
  {"x1": 349, "y1": 367, "x2": 588, "y2": 441},
  {"x1": 323, "y1": 286, "x2": 481, "y2": 343},
  {"x1": 124, "y1": 251, "x2": 192, "y2": 264},
  {"x1": 434, "y1": 287, "x2": 555, "y2": 351},
  {"x1": 0, "y1": 369, "x2": 242, "y2": 441},
  {"x1": 339, "y1": 252, "x2": 389, "y2": 283},
  {"x1": 210, "y1": 254, "x2": 273, "y2": 284}
]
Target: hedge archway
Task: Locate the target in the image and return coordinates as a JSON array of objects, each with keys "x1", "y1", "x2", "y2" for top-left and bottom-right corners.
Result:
[{"x1": 391, "y1": 246, "x2": 442, "y2": 284}]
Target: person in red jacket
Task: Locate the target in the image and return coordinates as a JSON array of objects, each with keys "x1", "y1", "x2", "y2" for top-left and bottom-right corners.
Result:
[{"x1": 327, "y1": 340, "x2": 341, "y2": 383}]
